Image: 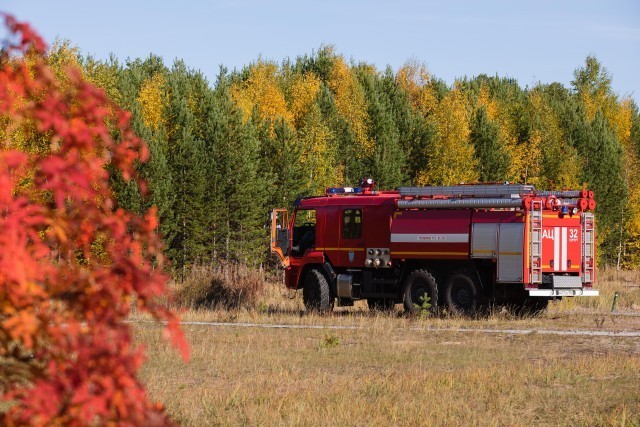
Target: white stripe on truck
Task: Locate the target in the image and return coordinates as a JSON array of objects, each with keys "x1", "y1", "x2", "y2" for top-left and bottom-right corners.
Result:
[
  {"x1": 554, "y1": 227, "x2": 560, "y2": 270},
  {"x1": 561, "y1": 227, "x2": 568, "y2": 271},
  {"x1": 390, "y1": 233, "x2": 469, "y2": 243}
]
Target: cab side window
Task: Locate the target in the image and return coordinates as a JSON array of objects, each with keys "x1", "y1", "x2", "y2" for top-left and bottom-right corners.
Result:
[
  {"x1": 292, "y1": 209, "x2": 316, "y2": 256},
  {"x1": 342, "y1": 209, "x2": 362, "y2": 239}
]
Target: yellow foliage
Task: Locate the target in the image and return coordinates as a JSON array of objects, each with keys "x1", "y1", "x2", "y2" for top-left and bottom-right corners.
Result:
[
  {"x1": 578, "y1": 91, "x2": 640, "y2": 266},
  {"x1": 46, "y1": 39, "x2": 82, "y2": 91},
  {"x1": 522, "y1": 130, "x2": 543, "y2": 186},
  {"x1": 526, "y1": 90, "x2": 581, "y2": 189},
  {"x1": 327, "y1": 57, "x2": 372, "y2": 155},
  {"x1": 576, "y1": 80, "x2": 638, "y2": 265},
  {"x1": 298, "y1": 105, "x2": 342, "y2": 194},
  {"x1": 470, "y1": 84, "x2": 525, "y2": 182},
  {"x1": 0, "y1": 45, "x2": 83, "y2": 201},
  {"x1": 0, "y1": 46, "x2": 78, "y2": 157},
  {"x1": 494, "y1": 103, "x2": 522, "y2": 182},
  {"x1": 580, "y1": 91, "x2": 598, "y2": 122},
  {"x1": 476, "y1": 85, "x2": 545, "y2": 184},
  {"x1": 579, "y1": 85, "x2": 630, "y2": 148},
  {"x1": 137, "y1": 73, "x2": 167, "y2": 132},
  {"x1": 610, "y1": 98, "x2": 633, "y2": 148},
  {"x1": 83, "y1": 63, "x2": 121, "y2": 107},
  {"x1": 231, "y1": 60, "x2": 293, "y2": 129},
  {"x1": 288, "y1": 72, "x2": 321, "y2": 124},
  {"x1": 476, "y1": 85, "x2": 499, "y2": 121},
  {"x1": 620, "y1": 123, "x2": 640, "y2": 267},
  {"x1": 396, "y1": 59, "x2": 437, "y2": 116},
  {"x1": 418, "y1": 88, "x2": 478, "y2": 185}
]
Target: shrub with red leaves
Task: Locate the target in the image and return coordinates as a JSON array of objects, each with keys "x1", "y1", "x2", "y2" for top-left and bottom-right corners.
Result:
[{"x1": 0, "y1": 14, "x2": 188, "y2": 426}]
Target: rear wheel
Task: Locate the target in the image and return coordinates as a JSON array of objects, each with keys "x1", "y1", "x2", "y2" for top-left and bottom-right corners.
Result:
[
  {"x1": 403, "y1": 269, "x2": 438, "y2": 315},
  {"x1": 367, "y1": 298, "x2": 396, "y2": 311},
  {"x1": 444, "y1": 272, "x2": 479, "y2": 316},
  {"x1": 302, "y1": 268, "x2": 332, "y2": 313}
]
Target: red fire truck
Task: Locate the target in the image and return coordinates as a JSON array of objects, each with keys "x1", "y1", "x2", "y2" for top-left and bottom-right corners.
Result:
[{"x1": 270, "y1": 180, "x2": 598, "y2": 314}]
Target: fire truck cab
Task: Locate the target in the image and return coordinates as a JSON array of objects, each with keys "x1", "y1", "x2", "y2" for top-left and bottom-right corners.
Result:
[{"x1": 271, "y1": 181, "x2": 598, "y2": 314}]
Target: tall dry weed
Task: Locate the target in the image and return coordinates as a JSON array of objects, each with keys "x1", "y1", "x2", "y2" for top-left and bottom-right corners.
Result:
[{"x1": 173, "y1": 261, "x2": 265, "y2": 309}]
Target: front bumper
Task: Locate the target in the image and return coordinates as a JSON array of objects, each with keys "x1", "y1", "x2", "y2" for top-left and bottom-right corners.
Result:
[{"x1": 527, "y1": 288, "x2": 599, "y2": 297}]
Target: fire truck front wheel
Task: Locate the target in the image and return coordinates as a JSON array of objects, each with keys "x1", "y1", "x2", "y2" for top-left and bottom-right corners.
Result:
[
  {"x1": 444, "y1": 272, "x2": 479, "y2": 316},
  {"x1": 302, "y1": 268, "x2": 333, "y2": 313},
  {"x1": 403, "y1": 269, "x2": 438, "y2": 315}
]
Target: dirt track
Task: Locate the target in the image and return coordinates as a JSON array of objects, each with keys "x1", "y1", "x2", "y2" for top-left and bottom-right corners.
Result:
[{"x1": 136, "y1": 318, "x2": 640, "y2": 338}]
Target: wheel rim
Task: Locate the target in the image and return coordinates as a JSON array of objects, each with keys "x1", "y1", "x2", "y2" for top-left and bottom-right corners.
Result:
[
  {"x1": 453, "y1": 286, "x2": 471, "y2": 308},
  {"x1": 411, "y1": 281, "x2": 430, "y2": 305},
  {"x1": 450, "y1": 278, "x2": 474, "y2": 311}
]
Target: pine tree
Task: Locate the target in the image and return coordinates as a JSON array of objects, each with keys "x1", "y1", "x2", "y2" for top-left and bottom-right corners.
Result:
[
  {"x1": 315, "y1": 83, "x2": 354, "y2": 185},
  {"x1": 140, "y1": 130, "x2": 175, "y2": 243},
  {"x1": 108, "y1": 103, "x2": 144, "y2": 215},
  {"x1": 470, "y1": 106, "x2": 509, "y2": 182},
  {"x1": 265, "y1": 117, "x2": 308, "y2": 207},
  {"x1": 386, "y1": 64, "x2": 436, "y2": 185},
  {"x1": 574, "y1": 110, "x2": 627, "y2": 265},
  {"x1": 623, "y1": 102, "x2": 640, "y2": 266},
  {"x1": 164, "y1": 66, "x2": 209, "y2": 271},
  {"x1": 226, "y1": 116, "x2": 270, "y2": 266},
  {"x1": 206, "y1": 72, "x2": 270, "y2": 266},
  {"x1": 358, "y1": 66, "x2": 407, "y2": 189}
]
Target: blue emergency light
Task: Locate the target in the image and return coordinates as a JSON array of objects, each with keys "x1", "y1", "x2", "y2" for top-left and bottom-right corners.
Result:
[{"x1": 327, "y1": 187, "x2": 363, "y2": 194}]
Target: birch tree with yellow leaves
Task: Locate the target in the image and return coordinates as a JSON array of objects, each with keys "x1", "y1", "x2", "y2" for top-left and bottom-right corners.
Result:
[
  {"x1": 231, "y1": 59, "x2": 293, "y2": 128},
  {"x1": 418, "y1": 87, "x2": 478, "y2": 185},
  {"x1": 327, "y1": 56, "x2": 372, "y2": 156}
]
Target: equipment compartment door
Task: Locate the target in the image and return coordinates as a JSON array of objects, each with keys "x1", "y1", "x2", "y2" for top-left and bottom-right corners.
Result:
[
  {"x1": 339, "y1": 208, "x2": 365, "y2": 266},
  {"x1": 497, "y1": 223, "x2": 525, "y2": 283}
]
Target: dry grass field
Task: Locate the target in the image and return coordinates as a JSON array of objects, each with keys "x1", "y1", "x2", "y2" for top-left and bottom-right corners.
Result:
[{"x1": 134, "y1": 269, "x2": 640, "y2": 426}]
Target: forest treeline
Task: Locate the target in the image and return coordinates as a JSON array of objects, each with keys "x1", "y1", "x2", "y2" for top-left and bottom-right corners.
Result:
[{"x1": 7, "y1": 44, "x2": 640, "y2": 270}]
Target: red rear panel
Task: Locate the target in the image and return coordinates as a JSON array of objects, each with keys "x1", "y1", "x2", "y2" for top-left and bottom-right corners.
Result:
[{"x1": 541, "y1": 214, "x2": 582, "y2": 274}]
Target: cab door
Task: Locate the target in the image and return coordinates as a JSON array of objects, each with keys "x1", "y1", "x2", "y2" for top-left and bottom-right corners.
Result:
[
  {"x1": 339, "y1": 208, "x2": 365, "y2": 266},
  {"x1": 270, "y1": 209, "x2": 289, "y2": 267}
]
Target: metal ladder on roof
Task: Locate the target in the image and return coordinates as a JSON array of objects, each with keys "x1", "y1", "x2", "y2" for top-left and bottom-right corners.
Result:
[{"x1": 398, "y1": 183, "x2": 536, "y2": 198}]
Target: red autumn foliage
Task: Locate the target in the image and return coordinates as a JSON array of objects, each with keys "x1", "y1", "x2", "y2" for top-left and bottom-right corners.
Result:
[{"x1": 0, "y1": 13, "x2": 188, "y2": 426}]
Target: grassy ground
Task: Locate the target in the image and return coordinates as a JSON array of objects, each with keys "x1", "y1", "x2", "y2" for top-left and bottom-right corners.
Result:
[
  {"x1": 137, "y1": 321, "x2": 640, "y2": 426},
  {"x1": 136, "y1": 269, "x2": 640, "y2": 426}
]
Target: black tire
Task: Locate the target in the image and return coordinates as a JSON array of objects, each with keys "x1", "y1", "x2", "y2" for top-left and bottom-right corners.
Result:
[
  {"x1": 403, "y1": 269, "x2": 438, "y2": 315},
  {"x1": 367, "y1": 298, "x2": 396, "y2": 311},
  {"x1": 302, "y1": 268, "x2": 332, "y2": 313},
  {"x1": 444, "y1": 272, "x2": 479, "y2": 316}
]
